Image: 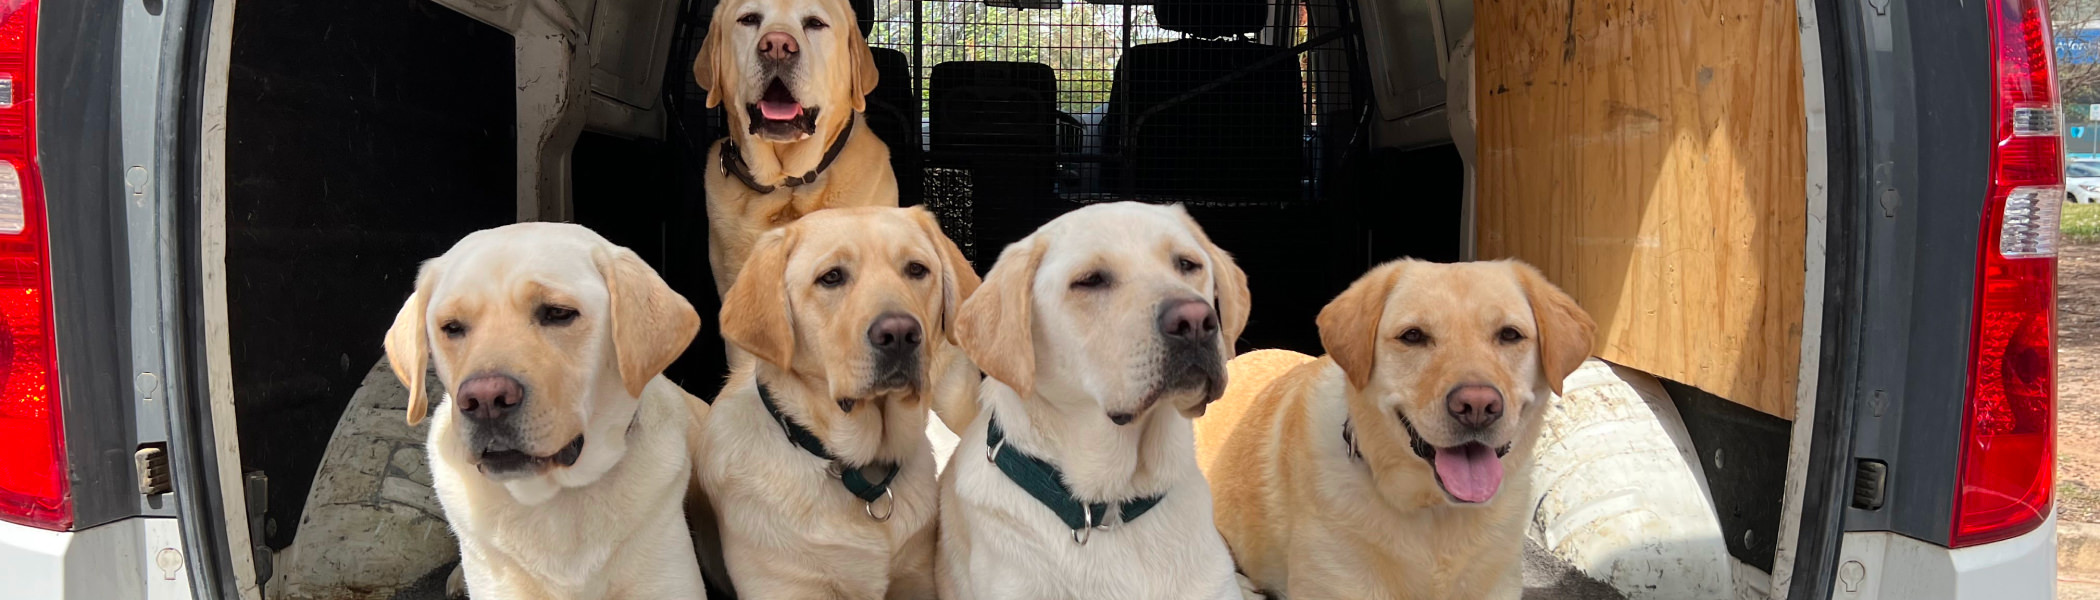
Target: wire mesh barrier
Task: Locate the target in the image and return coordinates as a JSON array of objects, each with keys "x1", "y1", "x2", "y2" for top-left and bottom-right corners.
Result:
[{"x1": 668, "y1": 0, "x2": 1363, "y2": 262}]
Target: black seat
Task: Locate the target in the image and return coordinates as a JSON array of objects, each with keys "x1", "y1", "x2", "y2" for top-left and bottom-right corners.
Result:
[
  {"x1": 928, "y1": 60, "x2": 1063, "y2": 261},
  {"x1": 850, "y1": 0, "x2": 923, "y2": 206},
  {"x1": 1103, "y1": 0, "x2": 1303, "y2": 202}
]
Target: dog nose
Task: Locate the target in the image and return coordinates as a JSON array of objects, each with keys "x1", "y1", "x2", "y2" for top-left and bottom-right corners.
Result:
[
  {"x1": 1446, "y1": 385, "x2": 1504, "y2": 430},
  {"x1": 1157, "y1": 299, "x2": 1218, "y2": 342},
  {"x1": 757, "y1": 31, "x2": 799, "y2": 61},
  {"x1": 457, "y1": 374, "x2": 525, "y2": 423},
  {"x1": 867, "y1": 312, "x2": 923, "y2": 353}
]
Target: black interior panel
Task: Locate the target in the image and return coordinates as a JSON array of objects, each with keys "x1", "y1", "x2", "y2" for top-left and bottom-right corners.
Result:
[{"x1": 225, "y1": 0, "x2": 514, "y2": 548}]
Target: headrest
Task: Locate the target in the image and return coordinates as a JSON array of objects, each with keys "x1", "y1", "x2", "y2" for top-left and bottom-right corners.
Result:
[
  {"x1": 1155, "y1": 0, "x2": 1265, "y2": 38},
  {"x1": 850, "y1": 0, "x2": 875, "y2": 36}
]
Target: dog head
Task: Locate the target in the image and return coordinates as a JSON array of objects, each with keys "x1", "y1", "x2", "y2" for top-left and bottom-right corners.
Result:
[
  {"x1": 694, "y1": 0, "x2": 876, "y2": 143},
  {"x1": 1317, "y1": 259, "x2": 1593, "y2": 505},
  {"x1": 384, "y1": 223, "x2": 701, "y2": 499},
  {"x1": 956, "y1": 202, "x2": 1250, "y2": 425},
  {"x1": 721, "y1": 206, "x2": 979, "y2": 412}
]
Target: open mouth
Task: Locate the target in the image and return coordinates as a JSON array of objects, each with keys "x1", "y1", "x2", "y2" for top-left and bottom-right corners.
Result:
[
  {"x1": 475, "y1": 435, "x2": 585, "y2": 477},
  {"x1": 1398, "y1": 413, "x2": 1511, "y2": 504},
  {"x1": 745, "y1": 79, "x2": 818, "y2": 138}
]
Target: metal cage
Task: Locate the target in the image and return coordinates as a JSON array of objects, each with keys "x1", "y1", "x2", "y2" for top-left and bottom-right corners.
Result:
[{"x1": 667, "y1": 0, "x2": 1365, "y2": 260}]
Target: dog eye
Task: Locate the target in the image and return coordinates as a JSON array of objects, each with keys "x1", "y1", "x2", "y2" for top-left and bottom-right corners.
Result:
[
  {"x1": 803, "y1": 16, "x2": 828, "y2": 29},
  {"x1": 816, "y1": 267, "x2": 849, "y2": 288},
  {"x1": 1175, "y1": 256, "x2": 1202, "y2": 274},
  {"x1": 1498, "y1": 326, "x2": 1526, "y2": 343},
  {"x1": 1070, "y1": 271, "x2": 1110, "y2": 290},
  {"x1": 737, "y1": 13, "x2": 761, "y2": 26},
  {"x1": 904, "y1": 261, "x2": 931, "y2": 280},
  {"x1": 440, "y1": 321, "x2": 468, "y2": 339},
  {"x1": 536, "y1": 305, "x2": 580, "y2": 327},
  {"x1": 1397, "y1": 328, "x2": 1429, "y2": 346}
]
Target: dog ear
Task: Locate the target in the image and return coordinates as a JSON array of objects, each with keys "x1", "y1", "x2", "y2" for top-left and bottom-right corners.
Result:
[
  {"x1": 1316, "y1": 260, "x2": 1404, "y2": 391},
  {"x1": 694, "y1": 9, "x2": 735, "y2": 109},
  {"x1": 844, "y1": 14, "x2": 879, "y2": 113},
  {"x1": 384, "y1": 260, "x2": 442, "y2": 426},
  {"x1": 594, "y1": 246, "x2": 703, "y2": 398},
  {"x1": 1175, "y1": 206, "x2": 1250, "y2": 351},
  {"x1": 721, "y1": 228, "x2": 800, "y2": 369},
  {"x1": 955, "y1": 236, "x2": 1043, "y2": 398},
  {"x1": 1510, "y1": 261, "x2": 1595, "y2": 396},
  {"x1": 908, "y1": 207, "x2": 980, "y2": 345}
]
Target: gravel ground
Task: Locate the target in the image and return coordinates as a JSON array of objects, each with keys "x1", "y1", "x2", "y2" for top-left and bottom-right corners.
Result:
[{"x1": 2061, "y1": 242, "x2": 2100, "y2": 524}]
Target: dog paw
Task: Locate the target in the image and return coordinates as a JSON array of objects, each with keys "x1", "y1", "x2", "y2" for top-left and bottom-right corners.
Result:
[{"x1": 446, "y1": 564, "x2": 467, "y2": 599}]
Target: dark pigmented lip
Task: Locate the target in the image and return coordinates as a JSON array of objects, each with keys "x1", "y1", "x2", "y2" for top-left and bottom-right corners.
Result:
[
  {"x1": 1396, "y1": 412, "x2": 1512, "y2": 504},
  {"x1": 475, "y1": 435, "x2": 585, "y2": 476},
  {"x1": 1396, "y1": 411, "x2": 1510, "y2": 461}
]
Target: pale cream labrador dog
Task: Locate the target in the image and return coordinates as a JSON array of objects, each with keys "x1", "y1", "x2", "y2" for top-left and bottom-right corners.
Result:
[
  {"x1": 936, "y1": 202, "x2": 1252, "y2": 600},
  {"x1": 694, "y1": 0, "x2": 897, "y2": 296},
  {"x1": 1193, "y1": 259, "x2": 1596, "y2": 600},
  {"x1": 385, "y1": 223, "x2": 706, "y2": 599},
  {"x1": 691, "y1": 206, "x2": 980, "y2": 600}
]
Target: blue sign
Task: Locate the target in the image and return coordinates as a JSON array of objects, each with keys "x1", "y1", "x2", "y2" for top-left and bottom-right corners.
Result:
[
  {"x1": 2075, "y1": 126, "x2": 2087, "y2": 137},
  {"x1": 2062, "y1": 28, "x2": 2100, "y2": 65}
]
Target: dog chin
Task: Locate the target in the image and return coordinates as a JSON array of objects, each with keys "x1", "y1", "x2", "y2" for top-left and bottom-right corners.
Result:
[
  {"x1": 838, "y1": 379, "x2": 922, "y2": 413},
  {"x1": 501, "y1": 474, "x2": 564, "y2": 507}
]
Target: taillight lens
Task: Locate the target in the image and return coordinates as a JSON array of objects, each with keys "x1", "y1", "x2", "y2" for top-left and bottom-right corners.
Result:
[
  {"x1": 0, "y1": 0, "x2": 66, "y2": 532},
  {"x1": 1953, "y1": 0, "x2": 2059, "y2": 548}
]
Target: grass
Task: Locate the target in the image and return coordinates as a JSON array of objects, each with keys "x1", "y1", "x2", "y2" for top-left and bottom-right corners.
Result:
[{"x1": 2071, "y1": 203, "x2": 2100, "y2": 245}]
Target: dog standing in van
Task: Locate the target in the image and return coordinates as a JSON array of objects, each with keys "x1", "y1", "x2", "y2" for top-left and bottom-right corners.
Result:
[{"x1": 1194, "y1": 259, "x2": 1595, "y2": 600}]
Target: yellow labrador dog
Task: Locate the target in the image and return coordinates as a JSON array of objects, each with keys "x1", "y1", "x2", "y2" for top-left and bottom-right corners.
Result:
[
  {"x1": 937, "y1": 202, "x2": 1251, "y2": 600},
  {"x1": 384, "y1": 223, "x2": 706, "y2": 599},
  {"x1": 691, "y1": 206, "x2": 980, "y2": 600},
  {"x1": 694, "y1": 0, "x2": 898, "y2": 296},
  {"x1": 1193, "y1": 259, "x2": 1596, "y2": 600}
]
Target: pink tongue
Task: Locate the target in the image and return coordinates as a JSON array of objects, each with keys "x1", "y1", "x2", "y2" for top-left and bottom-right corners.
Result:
[
  {"x1": 759, "y1": 100, "x2": 802, "y2": 121},
  {"x1": 1432, "y1": 443, "x2": 1504, "y2": 503}
]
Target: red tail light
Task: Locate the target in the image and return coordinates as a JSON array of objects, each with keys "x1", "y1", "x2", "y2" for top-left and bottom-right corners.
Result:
[
  {"x1": 0, "y1": 0, "x2": 66, "y2": 531},
  {"x1": 1952, "y1": 0, "x2": 2060, "y2": 548}
]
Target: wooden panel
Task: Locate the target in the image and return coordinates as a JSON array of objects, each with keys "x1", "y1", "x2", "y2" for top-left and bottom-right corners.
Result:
[{"x1": 1475, "y1": 0, "x2": 1807, "y2": 418}]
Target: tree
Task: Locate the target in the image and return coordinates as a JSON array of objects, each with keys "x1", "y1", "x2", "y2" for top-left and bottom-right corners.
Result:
[{"x1": 2058, "y1": 0, "x2": 2100, "y2": 119}]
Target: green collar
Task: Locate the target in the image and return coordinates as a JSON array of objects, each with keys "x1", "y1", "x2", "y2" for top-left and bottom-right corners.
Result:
[
  {"x1": 986, "y1": 415, "x2": 1166, "y2": 544},
  {"x1": 757, "y1": 380, "x2": 900, "y2": 521}
]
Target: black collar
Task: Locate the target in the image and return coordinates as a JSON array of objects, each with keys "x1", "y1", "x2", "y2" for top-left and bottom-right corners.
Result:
[
  {"x1": 720, "y1": 112, "x2": 857, "y2": 195},
  {"x1": 986, "y1": 415, "x2": 1165, "y2": 545},
  {"x1": 756, "y1": 380, "x2": 900, "y2": 521}
]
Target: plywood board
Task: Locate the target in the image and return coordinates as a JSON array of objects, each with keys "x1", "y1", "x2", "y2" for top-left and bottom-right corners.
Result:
[{"x1": 1475, "y1": 0, "x2": 1807, "y2": 418}]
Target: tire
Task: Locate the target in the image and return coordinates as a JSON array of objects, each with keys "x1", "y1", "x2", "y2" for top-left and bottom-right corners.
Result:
[{"x1": 1527, "y1": 360, "x2": 1744, "y2": 600}]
